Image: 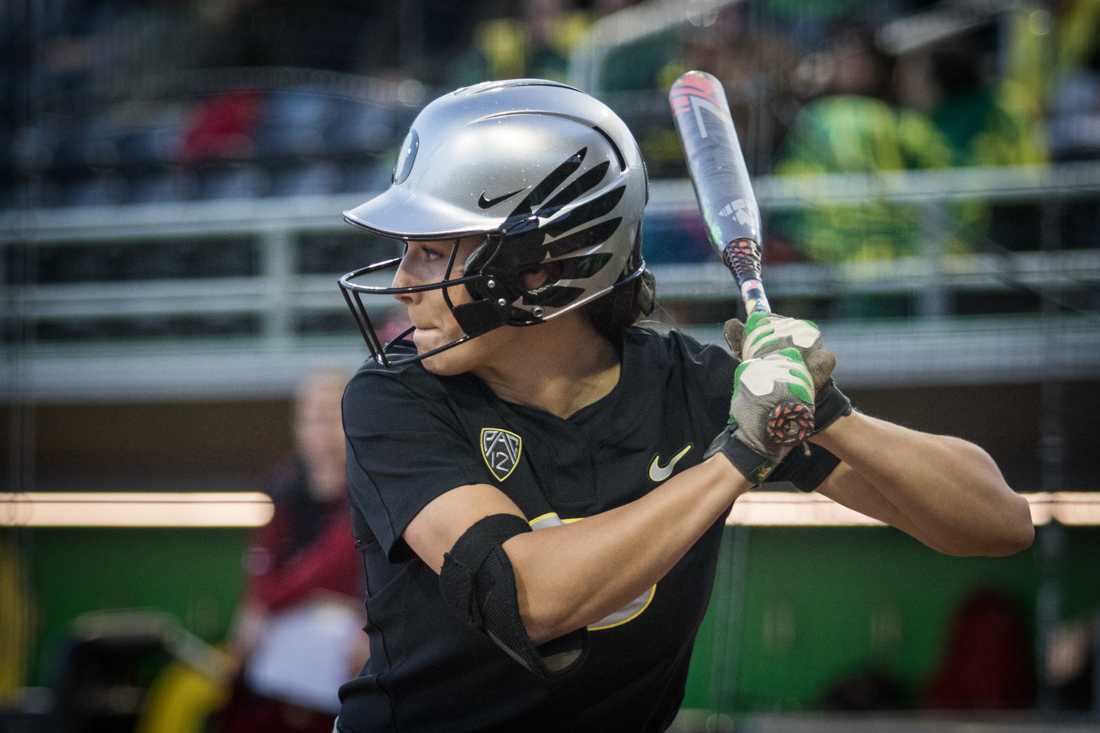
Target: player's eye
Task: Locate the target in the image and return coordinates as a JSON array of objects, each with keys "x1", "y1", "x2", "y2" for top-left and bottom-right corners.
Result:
[{"x1": 422, "y1": 247, "x2": 445, "y2": 262}]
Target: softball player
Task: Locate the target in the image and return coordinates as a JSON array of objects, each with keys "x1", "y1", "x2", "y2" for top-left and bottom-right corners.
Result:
[{"x1": 333, "y1": 79, "x2": 1033, "y2": 732}]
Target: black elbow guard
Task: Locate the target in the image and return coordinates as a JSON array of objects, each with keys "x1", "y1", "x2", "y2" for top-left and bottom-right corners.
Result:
[{"x1": 439, "y1": 514, "x2": 587, "y2": 680}]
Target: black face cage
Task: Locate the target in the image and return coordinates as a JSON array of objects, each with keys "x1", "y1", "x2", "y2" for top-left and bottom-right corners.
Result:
[
  {"x1": 338, "y1": 238, "x2": 480, "y2": 368},
  {"x1": 338, "y1": 232, "x2": 648, "y2": 369}
]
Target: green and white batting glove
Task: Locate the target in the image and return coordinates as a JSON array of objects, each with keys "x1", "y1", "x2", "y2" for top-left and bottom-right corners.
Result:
[
  {"x1": 705, "y1": 348, "x2": 816, "y2": 485},
  {"x1": 723, "y1": 312, "x2": 836, "y2": 391}
]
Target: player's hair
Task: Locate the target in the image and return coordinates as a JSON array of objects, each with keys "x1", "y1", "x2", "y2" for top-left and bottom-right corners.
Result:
[{"x1": 583, "y1": 233, "x2": 656, "y2": 343}]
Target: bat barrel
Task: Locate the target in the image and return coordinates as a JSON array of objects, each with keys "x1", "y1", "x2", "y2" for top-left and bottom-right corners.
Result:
[
  {"x1": 670, "y1": 70, "x2": 810, "y2": 446},
  {"x1": 668, "y1": 71, "x2": 762, "y2": 260}
]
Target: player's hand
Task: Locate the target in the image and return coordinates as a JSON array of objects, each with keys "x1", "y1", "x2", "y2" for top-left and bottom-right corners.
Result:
[
  {"x1": 705, "y1": 348, "x2": 815, "y2": 484},
  {"x1": 723, "y1": 312, "x2": 836, "y2": 391}
]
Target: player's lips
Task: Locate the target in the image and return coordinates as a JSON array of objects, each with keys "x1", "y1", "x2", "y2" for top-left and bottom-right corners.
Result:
[
  {"x1": 412, "y1": 326, "x2": 439, "y2": 342},
  {"x1": 411, "y1": 326, "x2": 445, "y2": 355}
]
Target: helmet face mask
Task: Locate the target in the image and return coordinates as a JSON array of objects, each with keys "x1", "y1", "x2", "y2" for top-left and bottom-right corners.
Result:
[{"x1": 338, "y1": 79, "x2": 650, "y2": 368}]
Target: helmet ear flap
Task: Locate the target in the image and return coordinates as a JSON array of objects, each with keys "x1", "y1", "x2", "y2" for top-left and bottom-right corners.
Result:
[
  {"x1": 459, "y1": 235, "x2": 535, "y2": 326},
  {"x1": 461, "y1": 236, "x2": 500, "y2": 302}
]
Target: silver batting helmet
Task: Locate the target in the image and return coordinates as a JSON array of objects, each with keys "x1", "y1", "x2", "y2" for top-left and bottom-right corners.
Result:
[{"x1": 338, "y1": 78, "x2": 650, "y2": 367}]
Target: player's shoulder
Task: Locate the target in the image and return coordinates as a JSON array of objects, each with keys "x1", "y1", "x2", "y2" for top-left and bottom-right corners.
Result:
[
  {"x1": 342, "y1": 341, "x2": 461, "y2": 432},
  {"x1": 345, "y1": 340, "x2": 421, "y2": 391},
  {"x1": 624, "y1": 325, "x2": 734, "y2": 406},
  {"x1": 625, "y1": 324, "x2": 734, "y2": 371}
]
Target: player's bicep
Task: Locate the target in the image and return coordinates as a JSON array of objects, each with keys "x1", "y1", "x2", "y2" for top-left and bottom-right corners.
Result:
[{"x1": 403, "y1": 483, "x2": 525, "y2": 574}]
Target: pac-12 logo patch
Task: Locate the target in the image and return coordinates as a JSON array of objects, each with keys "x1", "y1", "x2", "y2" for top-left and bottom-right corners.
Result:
[{"x1": 480, "y1": 427, "x2": 523, "y2": 482}]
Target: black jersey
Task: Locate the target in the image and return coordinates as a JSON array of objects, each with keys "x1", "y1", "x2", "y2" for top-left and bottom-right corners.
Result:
[{"x1": 337, "y1": 327, "x2": 838, "y2": 733}]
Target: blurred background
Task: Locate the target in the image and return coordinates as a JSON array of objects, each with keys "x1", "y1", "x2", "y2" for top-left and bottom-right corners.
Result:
[{"x1": 2, "y1": 0, "x2": 1099, "y2": 731}]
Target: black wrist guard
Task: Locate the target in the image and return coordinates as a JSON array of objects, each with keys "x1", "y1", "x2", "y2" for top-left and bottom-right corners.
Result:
[
  {"x1": 813, "y1": 378, "x2": 853, "y2": 434},
  {"x1": 704, "y1": 424, "x2": 779, "y2": 486}
]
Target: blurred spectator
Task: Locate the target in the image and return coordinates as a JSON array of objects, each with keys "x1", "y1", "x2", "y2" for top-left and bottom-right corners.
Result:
[
  {"x1": 449, "y1": 0, "x2": 590, "y2": 87},
  {"x1": 217, "y1": 368, "x2": 364, "y2": 733},
  {"x1": 0, "y1": 538, "x2": 33, "y2": 699},
  {"x1": 211, "y1": 1, "x2": 373, "y2": 72},
  {"x1": 236, "y1": 369, "x2": 358, "y2": 621},
  {"x1": 898, "y1": 25, "x2": 1050, "y2": 251},
  {"x1": 1039, "y1": 0, "x2": 1100, "y2": 161},
  {"x1": 923, "y1": 33, "x2": 1047, "y2": 169},
  {"x1": 182, "y1": 91, "x2": 264, "y2": 164},
  {"x1": 1048, "y1": 64, "x2": 1100, "y2": 161},
  {"x1": 773, "y1": 23, "x2": 954, "y2": 264},
  {"x1": 653, "y1": 4, "x2": 800, "y2": 173},
  {"x1": 27, "y1": 1, "x2": 216, "y2": 107},
  {"x1": 923, "y1": 589, "x2": 1035, "y2": 710},
  {"x1": 1044, "y1": 612, "x2": 1100, "y2": 711},
  {"x1": 597, "y1": 0, "x2": 675, "y2": 94},
  {"x1": 1002, "y1": 0, "x2": 1100, "y2": 136}
]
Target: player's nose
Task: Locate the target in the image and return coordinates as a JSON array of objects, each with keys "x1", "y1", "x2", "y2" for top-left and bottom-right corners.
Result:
[{"x1": 390, "y1": 258, "x2": 421, "y2": 306}]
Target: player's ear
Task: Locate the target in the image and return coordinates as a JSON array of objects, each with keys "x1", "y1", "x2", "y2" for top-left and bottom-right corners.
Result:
[
  {"x1": 520, "y1": 269, "x2": 546, "y2": 290},
  {"x1": 520, "y1": 262, "x2": 562, "y2": 291}
]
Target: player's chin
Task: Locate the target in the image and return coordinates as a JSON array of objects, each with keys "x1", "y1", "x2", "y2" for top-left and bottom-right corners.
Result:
[
  {"x1": 415, "y1": 329, "x2": 470, "y2": 375},
  {"x1": 417, "y1": 352, "x2": 450, "y2": 374},
  {"x1": 420, "y1": 351, "x2": 475, "y2": 376}
]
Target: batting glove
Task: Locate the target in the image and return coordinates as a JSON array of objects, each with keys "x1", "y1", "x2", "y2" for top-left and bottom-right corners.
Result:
[
  {"x1": 705, "y1": 348, "x2": 816, "y2": 484},
  {"x1": 723, "y1": 312, "x2": 836, "y2": 391}
]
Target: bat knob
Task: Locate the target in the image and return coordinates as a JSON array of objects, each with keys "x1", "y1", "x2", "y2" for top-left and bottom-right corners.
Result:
[{"x1": 766, "y1": 400, "x2": 815, "y2": 446}]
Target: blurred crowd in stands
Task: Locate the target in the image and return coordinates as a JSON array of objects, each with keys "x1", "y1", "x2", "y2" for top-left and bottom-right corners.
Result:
[{"x1": 5, "y1": 0, "x2": 1100, "y2": 264}]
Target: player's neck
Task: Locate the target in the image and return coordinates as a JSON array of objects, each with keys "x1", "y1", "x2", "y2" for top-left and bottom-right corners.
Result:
[{"x1": 472, "y1": 314, "x2": 620, "y2": 420}]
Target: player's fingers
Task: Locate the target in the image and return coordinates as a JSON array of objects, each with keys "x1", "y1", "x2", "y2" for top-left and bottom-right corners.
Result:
[{"x1": 723, "y1": 318, "x2": 746, "y2": 357}]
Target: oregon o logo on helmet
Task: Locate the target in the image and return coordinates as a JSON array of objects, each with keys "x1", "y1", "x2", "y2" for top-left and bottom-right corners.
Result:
[{"x1": 393, "y1": 129, "x2": 419, "y2": 184}]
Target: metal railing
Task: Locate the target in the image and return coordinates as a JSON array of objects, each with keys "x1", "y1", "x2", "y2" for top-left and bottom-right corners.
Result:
[{"x1": 2, "y1": 162, "x2": 1099, "y2": 400}]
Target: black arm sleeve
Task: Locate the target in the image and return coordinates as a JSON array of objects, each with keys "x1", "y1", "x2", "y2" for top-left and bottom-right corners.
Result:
[{"x1": 440, "y1": 514, "x2": 587, "y2": 679}]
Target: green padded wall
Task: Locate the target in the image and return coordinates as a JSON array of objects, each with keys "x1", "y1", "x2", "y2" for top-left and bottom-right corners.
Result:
[{"x1": 20, "y1": 525, "x2": 1100, "y2": 712}]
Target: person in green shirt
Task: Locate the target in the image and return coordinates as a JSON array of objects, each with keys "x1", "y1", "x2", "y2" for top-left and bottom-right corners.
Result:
[
  {"x1": 774, "y1": 25, "x2": 954, "y2": 265},
  {"x1": 776, "y1": 93, "x2": 953, "y2": 263}
]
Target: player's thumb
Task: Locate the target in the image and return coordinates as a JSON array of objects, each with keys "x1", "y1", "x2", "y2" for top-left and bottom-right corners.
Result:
[{"x1": 723, "y1": 318, "x2": 746, "y2": 358}]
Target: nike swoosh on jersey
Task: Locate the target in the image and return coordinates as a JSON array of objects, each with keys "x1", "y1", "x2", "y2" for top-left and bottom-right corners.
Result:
[
  {"x1": 648, "y1": 443, "x2": 693, "y2": 482},
  {"x1": 477, "y1": 188, "x2": 525, "y2": 209}
]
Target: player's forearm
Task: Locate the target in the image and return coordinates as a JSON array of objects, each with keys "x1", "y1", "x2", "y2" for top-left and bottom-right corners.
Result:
[
  {"x1": 811, "y1": 412, "x2": 1033, "y2": 556},
  {"x1": 505, "y1": 454, "x2": 747, "y2": 644}
]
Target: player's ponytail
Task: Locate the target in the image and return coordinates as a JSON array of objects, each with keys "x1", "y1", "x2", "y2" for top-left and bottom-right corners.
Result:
[{"x1": 584, "y1": 226, "x2": 656, "y2": 344}]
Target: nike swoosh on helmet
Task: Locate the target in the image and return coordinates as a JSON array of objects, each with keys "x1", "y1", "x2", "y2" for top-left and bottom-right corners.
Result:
[{"x1": 477, "y1": 188, "x2": 525, "y2": 209}]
